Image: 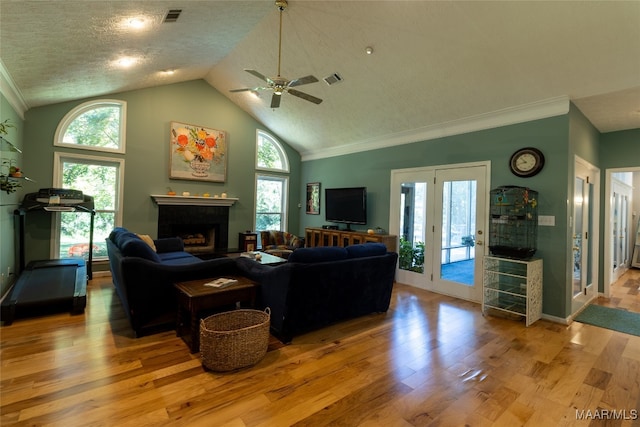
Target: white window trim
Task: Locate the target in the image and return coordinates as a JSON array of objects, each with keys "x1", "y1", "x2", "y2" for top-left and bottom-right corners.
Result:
[
  {"x1": 54, "y1": 99, "x2": 127, "y2": 154},
  {"x1": 255, "y1": 129, "x2": 289, "y2": 173},
  {"x1": 51, "y1": 151, "x2": 125, "y2": 258},
  {"x1": 254, "y1": 172, "x2": 289, "y2": 232}
]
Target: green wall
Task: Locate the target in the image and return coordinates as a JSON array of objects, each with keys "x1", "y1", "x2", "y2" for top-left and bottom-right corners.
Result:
[
  {"x1": 598, "y1": 128, "x2": 640, "y2": 292},
  {"x1": 599, "y1": 129, "x2": 640, "y2": 167},
  {"x1": 0, "y1": 94, "x2": 24, "y2": 296},
  {"x1": 300, "y1": 115, "x2": 572, "y2": 318},
  {"x1": 21, "y1": 80, "x2": 301, "y2": 265}
]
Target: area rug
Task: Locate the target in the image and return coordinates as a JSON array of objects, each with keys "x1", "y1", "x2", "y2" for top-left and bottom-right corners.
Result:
[{"x1": 575, "y1": 305, "x2": 640, "y2": 337}]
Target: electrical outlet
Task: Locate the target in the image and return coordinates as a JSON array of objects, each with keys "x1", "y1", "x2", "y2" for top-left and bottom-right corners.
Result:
[{"x1": 7, "y1": 266, "x2": 12, "y2": 276}]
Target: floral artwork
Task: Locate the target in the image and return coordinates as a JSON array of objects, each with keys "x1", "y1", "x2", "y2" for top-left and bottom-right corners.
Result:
[{"x1": 169, "y1": 121, "x2": 227, "y2": 182}]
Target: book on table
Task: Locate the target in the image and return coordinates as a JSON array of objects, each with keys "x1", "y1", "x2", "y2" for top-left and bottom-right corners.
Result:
[{"x1": 204, "y1": 278, "x2": 238, "y2": 289}]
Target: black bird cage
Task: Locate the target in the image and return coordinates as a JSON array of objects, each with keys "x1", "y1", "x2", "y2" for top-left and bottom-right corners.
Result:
[{"x1": 489, "y1": 186, "x2": 538, "y2": 259}]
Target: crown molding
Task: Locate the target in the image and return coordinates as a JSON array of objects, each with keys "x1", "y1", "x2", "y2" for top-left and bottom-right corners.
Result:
[
  {"x1": 301, "y1": 96, "x2": 570, "y2": 161},
  {"x1": 0, "y1": 60, "x2": 28, "y2": 119}
]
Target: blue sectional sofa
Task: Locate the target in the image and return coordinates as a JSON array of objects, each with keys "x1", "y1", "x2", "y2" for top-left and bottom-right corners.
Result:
[
  {"x1": 106, "y1": 227, "x2": 239, "y2": 337},
  {"x1": 236, "y1": 243, "x2": 398, "y2": 343}
]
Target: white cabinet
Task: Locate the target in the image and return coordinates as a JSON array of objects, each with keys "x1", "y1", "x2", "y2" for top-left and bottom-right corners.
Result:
[{"x1": 483, "y1": 256, "x2": 542, "y2": 326}]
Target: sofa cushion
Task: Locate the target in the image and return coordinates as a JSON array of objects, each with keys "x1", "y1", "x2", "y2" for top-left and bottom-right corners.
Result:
[
  {"x1": 288, "y1": 246, "x2": 348, "y2": 263},
  {"x1": 345, "y1": 243, "x2": 387, "y2": 258},
  {"x1": 159, "y1": 256, "x2": 205, "y2": 266},
  {"x1": 157, "y1": 251, "x2": 199, "y2": 262},
  {"x1": 109, "y1": 227, "x2": 129, "y2": 243},
  {"x1": 119, "y1": 235, "x2": 162, "y2": 262}
]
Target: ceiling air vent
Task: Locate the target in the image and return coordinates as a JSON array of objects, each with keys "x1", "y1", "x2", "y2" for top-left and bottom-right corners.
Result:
[
  {"x1": 323, "y1": 73, "x2": 343, "y2": 86},
  {"x1": 164, "y1": 9, "x2": 182, "y2": 23}
]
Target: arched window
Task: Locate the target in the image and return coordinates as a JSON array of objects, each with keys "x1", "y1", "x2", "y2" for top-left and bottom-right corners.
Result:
[
  {"x1": 52, "y1": 99, "x2": 126, "y2": 261},
  {"x1": 256, "y1": 130, "x2": 289, "y2": 172},
  {"x1": 54, "y1": 99, "x2": 126, "y2": 154},
  {"x1": 255, "y1": 131, "x2": 289, "y2": 238}
]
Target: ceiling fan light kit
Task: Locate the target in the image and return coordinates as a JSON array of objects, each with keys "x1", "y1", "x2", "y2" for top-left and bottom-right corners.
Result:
[{"x1": 230, "y1": 0, "x2": 322, "y2": 108}]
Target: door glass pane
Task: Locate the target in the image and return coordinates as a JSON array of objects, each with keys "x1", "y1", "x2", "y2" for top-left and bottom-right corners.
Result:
[
  {"x1": 399, "y1": 182, "x2": 426, "y2": 273},
  {"x1": 573, "y1": 177, "x2": 584, "y2": 297},
  {"x1": 440, "y1": 180, "x2": 476, "y2": 286}
]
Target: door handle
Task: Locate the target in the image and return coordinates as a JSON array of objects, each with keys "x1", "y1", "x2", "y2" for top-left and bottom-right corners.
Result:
[{"x1": 476, "y1": 240, "x2": 483, "y2": 245}]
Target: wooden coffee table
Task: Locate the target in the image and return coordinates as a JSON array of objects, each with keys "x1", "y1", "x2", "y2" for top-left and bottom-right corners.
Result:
[{"x1": 174, "y1": 275, "x2": 258, "y2": 353}]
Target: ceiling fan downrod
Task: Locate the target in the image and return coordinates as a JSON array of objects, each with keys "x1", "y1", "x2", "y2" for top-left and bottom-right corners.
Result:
[{"x1": 275, "y1": 0, "x2": 287, "y2": 79}]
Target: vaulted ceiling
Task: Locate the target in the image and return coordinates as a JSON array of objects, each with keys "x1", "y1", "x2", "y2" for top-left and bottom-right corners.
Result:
[{"x1": 1, "y1": 1, "x2": 639, "y2": 160}]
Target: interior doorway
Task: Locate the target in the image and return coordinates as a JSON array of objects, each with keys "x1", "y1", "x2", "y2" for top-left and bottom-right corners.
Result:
[
  {"x1": 603, "y1": 166, "x2": 640, "y2": 298},
  {"x1": 389, "y1": 162, "x2": 490, "y2": 302}
]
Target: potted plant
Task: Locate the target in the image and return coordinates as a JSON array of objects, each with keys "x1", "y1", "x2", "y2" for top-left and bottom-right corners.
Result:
[{"x1": 0, "y1": 119, "x2": 22, "y2": 194}]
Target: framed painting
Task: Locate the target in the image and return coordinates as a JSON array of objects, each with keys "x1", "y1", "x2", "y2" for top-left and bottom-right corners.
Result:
[
  {"x1": 306, "y1": 182, "x2": 320, "y2": 214},
  {"x1": 169, "y1": 121, "x2": 227, "y2": 182}
]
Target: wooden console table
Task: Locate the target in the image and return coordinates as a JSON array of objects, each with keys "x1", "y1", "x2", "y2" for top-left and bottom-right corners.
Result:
[{"x1": 305, "y1": 227, "x2": 397, "y2": 252}]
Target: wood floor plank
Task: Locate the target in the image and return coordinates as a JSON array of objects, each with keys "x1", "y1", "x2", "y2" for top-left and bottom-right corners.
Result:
[{"x1": 2, "y1": 270, "x2": 640, "y2": 426}]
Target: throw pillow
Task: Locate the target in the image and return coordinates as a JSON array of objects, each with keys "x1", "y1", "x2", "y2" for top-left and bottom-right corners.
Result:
[{"x1": 136, "y1": 234, "x2": 157, "y2": 252}]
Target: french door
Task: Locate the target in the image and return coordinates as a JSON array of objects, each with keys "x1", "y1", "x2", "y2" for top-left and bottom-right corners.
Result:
[
  {"x1": 390, "y1": 162, "x2": 489, "y2": 302},
  {"x1": 572, "y1": 157, "x2": 598, "y2": 313}
]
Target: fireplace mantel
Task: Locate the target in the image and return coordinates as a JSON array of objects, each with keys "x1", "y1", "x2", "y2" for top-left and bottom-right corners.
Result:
[{"x1": 151, "y1": 194, "x2": 238, "y2": 207}]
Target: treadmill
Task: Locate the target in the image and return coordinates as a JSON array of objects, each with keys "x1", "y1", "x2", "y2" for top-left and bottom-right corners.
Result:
[{"x1": 1, "y1": 189, "x2": 95, "y2": 325}]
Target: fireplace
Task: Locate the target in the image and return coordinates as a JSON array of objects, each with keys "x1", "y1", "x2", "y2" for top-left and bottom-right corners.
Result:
[
  {"x1": 156, "y1": 204, "x2": 230, "y2": 255},
  {"x1": 172, "y1": 226, "x2": 216, "y2": 254}
]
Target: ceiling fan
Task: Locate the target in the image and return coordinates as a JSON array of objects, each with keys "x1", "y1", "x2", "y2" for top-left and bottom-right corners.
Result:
[{"x1": 230, "y1": 0, "x2": 322, "y2": 108}]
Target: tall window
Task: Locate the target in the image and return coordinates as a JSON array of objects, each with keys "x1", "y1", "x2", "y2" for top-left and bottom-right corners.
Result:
[
  {"x1": 53, "y1": 153, "x2": 124, "y2": 260},
  {"x1": 53, "y1": 100, "x2": 126, "y2": 261},
  {"x1": 255, "y1": 131, "x2": 289, "y2": 241}
]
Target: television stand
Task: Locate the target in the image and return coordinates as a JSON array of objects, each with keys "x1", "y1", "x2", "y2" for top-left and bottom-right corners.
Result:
[{"x1": 305, "y1": 227, "x2": 397, "y2": 253}]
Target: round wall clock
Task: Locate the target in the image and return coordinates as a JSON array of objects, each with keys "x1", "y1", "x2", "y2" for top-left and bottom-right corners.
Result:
[{"x1": 509, "y1": 147, "x2": 545, "y2": 177}]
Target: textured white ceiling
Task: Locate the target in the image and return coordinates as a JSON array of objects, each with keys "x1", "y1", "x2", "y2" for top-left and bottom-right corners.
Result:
[{"x1": 1, "y1": 1, "x2": 639, "y2": 159}]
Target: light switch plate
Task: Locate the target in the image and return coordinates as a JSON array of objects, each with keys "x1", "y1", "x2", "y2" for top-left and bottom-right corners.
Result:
[{"x1": 538, "y1": 215, "x2": 555, "y2": 226}]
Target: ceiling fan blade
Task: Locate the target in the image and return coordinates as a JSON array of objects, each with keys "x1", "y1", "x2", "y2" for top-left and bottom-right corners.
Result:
[
  {"x1": 288, "y1": 89, "x2": 323, "y2": 105},
  {"x1": 288, "y1": 75, "x2": 319, "y2": 88},
  {"x1": 270, "y1": 93, "x2": 281, "y2": 108},
  {"x1": 230, "y1": 86, "x2": 270, "y2": 93},
  {"x1": 245, "y1": 69, "x2": 274, "y2": 85}
]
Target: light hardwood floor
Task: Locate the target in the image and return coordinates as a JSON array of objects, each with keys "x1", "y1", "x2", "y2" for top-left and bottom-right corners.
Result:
[
  {"x1": 1, "y1": 271, "x2": 640, "y2": 426},
  {"x1": 593, "y1": 268, "x2": 640, "y2": 314}
]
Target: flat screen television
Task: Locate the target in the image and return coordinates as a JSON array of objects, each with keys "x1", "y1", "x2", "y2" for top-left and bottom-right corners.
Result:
[{"x1": 325, "y1": 187, "x2": 367, "y2": 230}]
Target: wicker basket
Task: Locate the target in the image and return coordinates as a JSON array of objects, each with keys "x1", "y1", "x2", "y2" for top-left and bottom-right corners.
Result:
[{"x1": 200, "y1": 308, "x2": 271, "y2": 372}]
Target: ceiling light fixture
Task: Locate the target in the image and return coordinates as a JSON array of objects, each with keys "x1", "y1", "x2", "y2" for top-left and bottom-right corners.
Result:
[
  {"x1": 128, "y1": 18, "x2": 146, "y2": 29},
  {"x1": 365, "y1": 46, "x2": 373, "y2": 55},
  {"x1": 116, "y1": 57, "x2": 137, "y2": 68}
]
